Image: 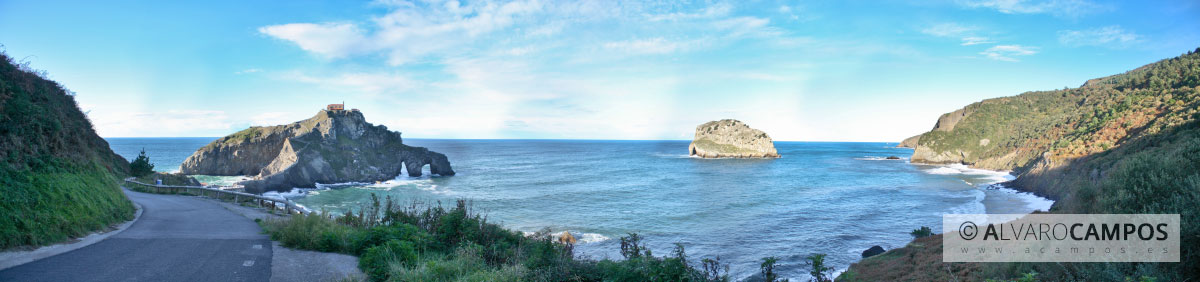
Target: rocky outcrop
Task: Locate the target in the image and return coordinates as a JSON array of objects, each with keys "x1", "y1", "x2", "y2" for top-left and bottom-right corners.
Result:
[
  {"x1": 861, "y1": 245, "x2": 885, "y2": 258},
  {"x1": 181, "y1": 110, "x2": 454, "y2": 193},
  {"x1": 897, "y1": 134, "x2": 921, "y2": 148},
  {"x1": 688, "y1": 119, "x2": 780, "y2": 158},
  {"x1": 910, "y1": 147, "x2": 967, "y2": 164}
]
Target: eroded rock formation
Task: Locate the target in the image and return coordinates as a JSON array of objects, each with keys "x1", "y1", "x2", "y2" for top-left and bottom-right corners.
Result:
[
  {"x1": 688, "y1": 119, "x2": 780, "y2": 158},
  {"x1": 180, "y1": 109, "x2": 454, "y2": 193}
]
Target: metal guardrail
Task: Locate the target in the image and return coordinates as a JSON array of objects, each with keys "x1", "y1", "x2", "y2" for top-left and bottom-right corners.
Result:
[{"x1": 124, "y1": 178, "x2": 311, "y2": 215}]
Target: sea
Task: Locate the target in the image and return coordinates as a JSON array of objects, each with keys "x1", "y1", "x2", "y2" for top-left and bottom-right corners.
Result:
[{"x1": 106, "y1": 138, "x2": 1053, "y2": 281}]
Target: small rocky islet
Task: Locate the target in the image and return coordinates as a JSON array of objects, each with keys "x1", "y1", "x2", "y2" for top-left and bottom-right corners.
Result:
[
  {"x1": 180, "y1": 106, "x2": 454, "y2": 193},
  {"x1": 688, "y1": 119, "x2": 781, "y2": 159}
]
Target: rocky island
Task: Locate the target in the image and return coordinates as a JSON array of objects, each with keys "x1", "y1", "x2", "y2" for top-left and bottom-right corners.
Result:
[
  {"x1": 688, "y1": 119, "x2": 780, "y2": 158},
  {"x1": 180, "y1": 106, "x2": 454, "y2": 193}
]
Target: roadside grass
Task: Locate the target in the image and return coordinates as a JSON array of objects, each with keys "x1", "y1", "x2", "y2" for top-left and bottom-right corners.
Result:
[{"x1": 0, "y1": 160, "x2": 134, "y2": 250}]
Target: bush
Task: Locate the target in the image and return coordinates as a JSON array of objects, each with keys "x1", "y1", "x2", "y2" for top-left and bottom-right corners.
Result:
[
  {"x1": 910, "y1": 226, "x2": 933, "y2": 239},
  {"x1": 260, "y1": 212, "x2": 365, "y2": 254},
  {"x1": 360, "y1": 239, "x2": 420, "y2": 281},
  {"x1": 129, "y1": 148, "x2": 154, "y2": 177}
]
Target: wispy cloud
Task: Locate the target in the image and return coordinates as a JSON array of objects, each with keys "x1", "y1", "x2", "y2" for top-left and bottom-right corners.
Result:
[
  {"x1": 921, "y1": 23, "x2": 993, "y2": 46},
  {"x1": 283, "y1": 71, "x2": 418, "y2": 95},
  {"x1": 646, "y1": 2, "x2": 731, "y2": 21},
  {"x1": 1058, "y1": 25, "x2": 1140, "y2": 47},
  {"x1": 603, "y1": 38, "x2": 688, "y2": 55},
  {"x1": 960, "y1": 36, "x2": 994, "y2": 46},
  {"x1": 958, "y1": 0, "x2": 1108, "y2": 17},
  {"x1": 91, "y1": 110, "x2": 233, "y2": 137},
  {"x1": 235, "y1": 68, "x2": 262, "y2": 75},
  {"x1": 980, "y1": 44, "x2": 1038, "y2": 61}
]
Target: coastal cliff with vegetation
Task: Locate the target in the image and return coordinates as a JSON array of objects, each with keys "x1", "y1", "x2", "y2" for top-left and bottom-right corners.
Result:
[
  {"x1": 0, "y1": 53, "x2": 134, "y2": 250},
  {"x1": 181, "y1": 109, "x2": 454, "y2": 193},
  {"x1": 689, "y1": 119, "x2": 780, "y2": 158},
  {"x1": 844, "y1": 48, "x2": 1200, "y2": 281}
]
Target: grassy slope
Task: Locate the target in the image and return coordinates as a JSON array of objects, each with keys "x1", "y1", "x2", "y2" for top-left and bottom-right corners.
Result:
[
  {"x1": 0, "y1": 52, "x2": 134, "y2": 250},
  {"x1": 842, "y1": 49, "x2": 1200, "y2": 281}
]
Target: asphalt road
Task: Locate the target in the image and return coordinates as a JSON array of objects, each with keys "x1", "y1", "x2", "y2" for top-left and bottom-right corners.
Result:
[{"x1": 0, "y1": 189, "x2": 273, "y2": 282}]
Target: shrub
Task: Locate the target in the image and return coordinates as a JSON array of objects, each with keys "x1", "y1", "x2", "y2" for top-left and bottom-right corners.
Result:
[
  {"x1": 360, "y1": 239, "x2": 420, "y2": 281},
  {"x1": 910, "y1": 226, "x2": 933, "y2": 239},
  {"x1": 129, "y1": 148, "x2": 154, "y2": 177},
  {"x1": 260, "y1": 212, "x2": 365, "y2": 254}
]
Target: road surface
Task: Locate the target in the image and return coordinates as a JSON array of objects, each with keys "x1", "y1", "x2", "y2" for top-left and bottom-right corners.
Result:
[{"x1": 0, "y1": 189, "x2": 273, "y2": 281}]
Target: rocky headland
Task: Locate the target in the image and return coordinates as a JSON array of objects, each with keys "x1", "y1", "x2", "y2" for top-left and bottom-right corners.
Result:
[
  {"x1": 843, "y1": 48, "x2": 1200, "y2": 281},
  {"x1": 896, "y1": 134, "x2": 920, "y2": 148},
  {"x1": 688, "y1": 119, "x2": 780, "y2": 158},
  {"x1": 180, "y1": 109, "x2": 454, "y2": 193}
]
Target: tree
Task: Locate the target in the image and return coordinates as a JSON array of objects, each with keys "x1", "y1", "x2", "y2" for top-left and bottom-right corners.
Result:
[
  {"x1": 619, "y1": 233, "x2": 647, "y2": 259},
  {"x1": 760, "y1": 256, "x2": 787, "y2": 282},
  {"x1": 129, "y1": 148, "x2": 154, "y2": 177},
  {"x1": 804, "y1": 253, "x2": 835, "y2": 282}
]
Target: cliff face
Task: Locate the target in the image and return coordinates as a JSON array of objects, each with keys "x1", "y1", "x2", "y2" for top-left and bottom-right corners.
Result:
[
  {"x1": 688, "y1": 119, "x2": 780, "y2": 158},
  {"x1": 0, "y1": 53, "x2": 134, "y2": 249},
  {"x1": 845, "y1": 48, "x2": 1200, "y2": 281},
  {"x1": 181, "y1": 110, "x2": 454, "y2": 193}
]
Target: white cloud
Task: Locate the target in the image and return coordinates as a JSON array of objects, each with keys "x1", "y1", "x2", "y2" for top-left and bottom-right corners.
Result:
[
  {"x1": 258, "y1": 23, "x2": 368, "y2": 58},
  {"x1": 249, "y1": 112, "x2": 303, "y2": 126},
  {"x1": 603, "y1": 38, "x2": 686, "y2": 54},
  {"x1": 284, "y1": 71, "x2": 417, "y2": 95},
  {"x1": 250, "y1": 1, "x2": 850, "y2": 140},
  {"x1": 235, "y1": 68, "x2": 262, "y2": 75},
  {"x1": 980, "y1": 44, "x2": 1037, "y2": 61},
  {"x1": 259, "y1": 0, "x2": 545, "y2": 65},
  {"x1": 959, "y1": 0, "x2": 1107, "y2": 17},
  {"x1": 646, "y1": 2, "x2": 731, "y2": 21},
  {"x1": 91, "y1": 110, "x2": 234, "y2": 137},
  {"x1": 922, "y1": 23, "x2": 976, "y2": 37},
  {"x1": 960, "y1": 36, "x2": 994, "y2": 46},
  {"x1": 921, "y1": 23, "x2": 993, "y2": 46},
  {"x1": 1058, "y1": 26, "x2": 1140, "y2": 47}
]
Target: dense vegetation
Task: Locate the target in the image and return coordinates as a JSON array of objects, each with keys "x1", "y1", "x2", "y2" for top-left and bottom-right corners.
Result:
[
  {"x1": 845, "y1": 48, "x2": 1200, "y2": 281},
  {"x1": 261, "y1": 196, "x2": 735, "y2": 281},
  {"x1": 0, "y1": 51, "x2": 134, "y2": 249}
]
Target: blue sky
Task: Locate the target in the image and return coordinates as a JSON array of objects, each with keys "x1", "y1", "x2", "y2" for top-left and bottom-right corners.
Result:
[{"x1": 1, "y1": 0, "x2": 1197, "y2": 141}]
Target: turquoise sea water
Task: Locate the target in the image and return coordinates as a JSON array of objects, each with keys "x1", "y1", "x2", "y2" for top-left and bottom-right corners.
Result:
[{"x1": 106, "y1": 138, "x2": 1052, "y2": 280}]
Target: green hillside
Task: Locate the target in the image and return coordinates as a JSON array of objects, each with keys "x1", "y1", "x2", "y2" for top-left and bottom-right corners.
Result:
[
  {"x1": 844, "y1": 48, "x2": 1200, "y2": 281},
  {"x1": 0, "y1": 52, "x2": 134, "y2": 250}
]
